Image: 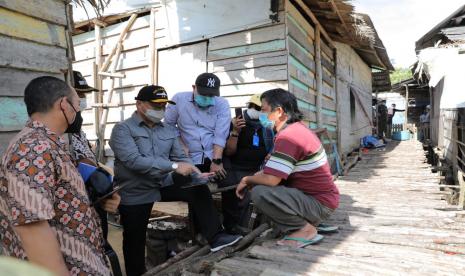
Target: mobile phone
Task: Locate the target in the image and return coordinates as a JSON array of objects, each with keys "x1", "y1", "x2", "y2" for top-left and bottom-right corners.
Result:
[{"x1": 234, "y1": 107, "x2": 243, "y2": 118}]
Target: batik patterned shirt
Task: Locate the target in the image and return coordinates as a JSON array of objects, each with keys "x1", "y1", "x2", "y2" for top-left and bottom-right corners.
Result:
[{"x1": 0, "y1": 120, "x2": 110, "y2": 276}]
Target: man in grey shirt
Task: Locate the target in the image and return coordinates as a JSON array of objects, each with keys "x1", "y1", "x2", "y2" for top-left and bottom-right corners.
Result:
[{"x1": 110, "y1": 86, "x2": 241, "y2": 276}]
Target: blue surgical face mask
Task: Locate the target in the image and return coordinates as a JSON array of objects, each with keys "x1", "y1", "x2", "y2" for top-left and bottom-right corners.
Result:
[
  {"x1": 259, "y1": 112, "x2": 275, "y2": 129},
  {"x1": 194, "y1": 94, "x2": 215, "y2": 108}
]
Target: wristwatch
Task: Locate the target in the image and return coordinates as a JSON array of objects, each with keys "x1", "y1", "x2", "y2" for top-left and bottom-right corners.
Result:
[
  {"x1": 171, "y1": 162, "x2": 179, "y2": 170},
  {"x1": 212, "y1": 158, "x2": 223, "y2": 165},
  {"x1": 230, "y1": 131, "x2": 239, "y2": 137}
]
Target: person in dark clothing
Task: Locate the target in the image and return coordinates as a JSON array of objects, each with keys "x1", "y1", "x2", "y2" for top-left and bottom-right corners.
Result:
[
  {"x1": 377, "y1": 100, "x2": 388, "y2": 140},
  {"x1": 387, "y1": 103, "x2": 405, "y2": 138},
  {"x1": 221, "y1": 94, "x2": 273, "y2": 234}
]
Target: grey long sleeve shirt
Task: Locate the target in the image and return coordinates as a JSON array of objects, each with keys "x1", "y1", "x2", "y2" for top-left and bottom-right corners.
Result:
[{"x1": 109, "y1": 112, "x2": 191, "y2": 205}]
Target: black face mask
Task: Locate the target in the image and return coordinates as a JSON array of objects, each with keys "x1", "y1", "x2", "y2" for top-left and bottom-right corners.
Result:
[{"x1": 63, "y1": 99, "x2": 83, "y2": 133}]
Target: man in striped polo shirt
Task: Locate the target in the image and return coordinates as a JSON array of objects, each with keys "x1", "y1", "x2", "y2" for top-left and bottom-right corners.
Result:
[{"x1": 236, "y1": 88, "x2": 339, "y2": 248}]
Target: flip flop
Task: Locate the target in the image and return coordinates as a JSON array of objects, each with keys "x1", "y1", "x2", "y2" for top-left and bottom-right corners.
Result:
[
  {"x1": 278, "y1": 234, "x2": 324, "y2": 248},
  {"x1": 317, "y1": 223, "x2": 339, "y2": 233}
]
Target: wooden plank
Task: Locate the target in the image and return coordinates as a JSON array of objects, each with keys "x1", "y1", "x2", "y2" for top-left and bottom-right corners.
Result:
[
  {"x1": 323, "y1": 68, "x2": 335, "y2": 87},
  {"x1": 285, "y1": 0, "x2": 315, "y2": 39},
  {"x1": 73, "y1": 15, "x2": 152, "y2": 45},
  {"x1": 321, "y1": 55, "x2": 335, "y2": 74},
  {"x1": 82, "y1": 105, "x2": 136, "y2": 125},
  {"x1": 322, "y1": 82, "x2": 335, "y2": 100},
  {"x1": 0, "y1": 68, "x2": 63, "y2": 97},
  {"x1": 289, "y1": 78, "x2": 316, "y2": 104},
  {"x1": 301, "y1": 109, "x2": 317, "y2": 122},
  {"x1": 207, "y1": 39, "x2": 286, "y2": 61},
  {"x1": 214, "y1": 65, "x2": 288, "y2": 86},
  {"x1": 288, "y1": 37, "x2": 315, "y2": 72},
  {"x1": 315, "y1": 26, "x2": 323, "y2": 127},
  {"x1": 0, "y1": 97, "x2": 28, "y2": 131},
  {"x1": 74, "y1": 47, "x2": 149, "y2": 73},
  {"x1": 291, "y1": 0, "x2": 335, "y2": 48},
  {"x1": 0, "y1": 8, "x2": 67, "y2": 48},
  {"x1": 101, "y1": 67, "x2": 150, "y2": 90},
  {"x1": 288, "y1": 62, "x2": 315, "y2": 89},
  {"x1": 286, "y1": 16, "x2": 314, "y2": 55},
  {"x1": 0, "y1": 35, "x2": 68, "y2": 73},
  {"x1": 208, "y1": 24, "x2": 286, "y2": 51},
  {"x1": 320, "y1": 40, "x2": 334, "y2": 62},
  {"x1": 0, "y1": 0, "x2": 67, "y2": 26},
  {"x1": 224, "y1": 95, "x2": 257, "y2": 108},
  {"x1": 220, "y1": 81, "x2": 288, "y2": 97},
  {"x1": 323, "y1": 98, "x2": 337, "y2": 111},
  {"x1": 208, "y1": 51, "x2": 288, "y2": 73}
]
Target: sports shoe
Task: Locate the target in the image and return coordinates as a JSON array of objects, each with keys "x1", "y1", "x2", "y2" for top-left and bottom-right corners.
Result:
[{"x1": 209, "y1": 233, "x2": 242, "y2": 252}]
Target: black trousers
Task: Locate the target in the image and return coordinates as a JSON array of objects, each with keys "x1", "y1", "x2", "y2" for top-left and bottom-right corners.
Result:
[
  {"x1": 218, "y1": 168, "x2": 255, "y2": 229},
  {"x1": 119, "y1": 174, "x2": 222, "y2": 276}
]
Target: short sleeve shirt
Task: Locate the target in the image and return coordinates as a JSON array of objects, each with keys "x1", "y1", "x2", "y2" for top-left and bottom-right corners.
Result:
[
  {"x1": 263, "y1": 122, "x2": 339, "y2": 209},
  {"x1": 0, "y1": 120, "x2": 110, "y2": 276}
]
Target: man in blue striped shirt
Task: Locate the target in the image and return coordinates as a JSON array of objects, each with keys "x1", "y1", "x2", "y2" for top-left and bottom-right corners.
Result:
[{"x1": 165, "y1": 73, "x2": 230, "y2": 177}]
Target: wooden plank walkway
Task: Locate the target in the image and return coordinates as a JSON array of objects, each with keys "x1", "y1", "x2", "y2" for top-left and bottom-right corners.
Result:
[{"x1": 210, "y1": 140, "x2": 465, "y2": 275}]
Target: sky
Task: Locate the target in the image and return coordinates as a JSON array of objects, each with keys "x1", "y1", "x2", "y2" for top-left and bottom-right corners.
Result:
[{"x1": 354, "y1": 0, "x2": 465, "y2": 68}]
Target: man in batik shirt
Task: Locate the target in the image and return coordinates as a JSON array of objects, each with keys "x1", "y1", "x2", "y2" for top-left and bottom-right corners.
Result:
[{"x1": 0, "y1": 77, "x2": 111, "y2": 275}]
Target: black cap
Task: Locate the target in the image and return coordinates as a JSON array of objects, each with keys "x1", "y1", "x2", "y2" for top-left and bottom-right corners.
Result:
[
  {"x1": 135, "y1": 85, "x2": 175, "y2": 105},
  {"x1": 195, "y1": 73, "x2": 220, "y2": 96},
  {"x1": 73, "y1": 71, "x2": 97, "y2": 93}
]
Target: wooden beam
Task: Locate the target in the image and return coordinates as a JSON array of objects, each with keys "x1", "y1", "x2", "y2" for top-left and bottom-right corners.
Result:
[
  {"x1": 329, "y1": 0, "x2": 348, "y2": 29},
  {"x1": 148, "y1": 8, "x2": 158, "y2": 85},
  {"x1": 94, "y1": 25, "x2": 103, "y2": 149},
  {"x1": 100, "y1": 13, "x2": 138, "y2": 72},
  {"x1": 291, "y1": 0, "x2": 335, "y2": 48},
  {"x1": 458, "y1": 170, "x2": 465, "y2": 209},
  {"x1": 315, "y1": 26, "x2": 323, "y2": 127},
  {"x1": 64, "y1": 3, "x2": 74, "y2": 86},
  {"x1": 334, "y1": 47, "x2": 342, "y2": 156},
  {"x1": 98, "y1": 72, "x2": 126, "y2": 78}
]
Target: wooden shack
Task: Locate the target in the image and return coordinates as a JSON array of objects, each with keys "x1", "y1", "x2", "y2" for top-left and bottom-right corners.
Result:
[
  {"x1": 72, "y1": 0, "x2": 392, "y2": 168},
  {"x1": 0, "y1": 0, "x2": 74, "y2": 154},
  {"x1": 414, "y1": 4, "x2": 465, "y2": 185}
]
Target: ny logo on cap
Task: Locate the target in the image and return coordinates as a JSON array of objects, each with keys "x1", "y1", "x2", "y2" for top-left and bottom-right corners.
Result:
[{"x1": 207, "y1": 78, "x2": 215, "y2": 88}]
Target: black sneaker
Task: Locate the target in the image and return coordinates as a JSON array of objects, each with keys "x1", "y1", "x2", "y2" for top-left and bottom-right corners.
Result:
[
  {"x1": 209, "y1": 233, "x2": 242, "y2": 252},
  {"x1": 225, "y1": 225, "x2": 251, "y2": 236}
]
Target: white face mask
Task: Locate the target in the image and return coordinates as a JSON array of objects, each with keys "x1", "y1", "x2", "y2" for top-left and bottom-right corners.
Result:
[
  {"x1": 79, "y1": 98, "x2": 87, "y2": 110},
  {"x1": 246, "y1": 108, "x2": 261, "y2": 120},
  {"x1": 145, "y1": 109, "x2": 165, "y2": 123}
]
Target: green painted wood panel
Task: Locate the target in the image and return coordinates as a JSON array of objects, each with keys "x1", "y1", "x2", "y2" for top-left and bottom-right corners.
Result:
[
  {"x1": 208, "y1": 39, "x2": 286, "y2": 61},
  {"x1": 0, "y1": 97, "x2": 28, "y2": 131}
]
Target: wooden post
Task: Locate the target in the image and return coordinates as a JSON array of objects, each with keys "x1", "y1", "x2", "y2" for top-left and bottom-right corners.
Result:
[
  {"x1": 92, "y1": 62, "x2": 100, "y2": 141},
  {"x1": 404, "y1": 85, "x2": 409, "y2": 131},
  {"x1": 334, "y1": 47, "x2": 342, "y2": 155},
  {"x1": 458, "y1": 170, "x2": 465, "y2": 210},
  {"x1": 64, "y1": 3, "x2": 75, "y2": 85},
  {"x1": 315, "y1": 25, "x2": 323, "y2": 127},
  {"x1": 148, "y1": 8, "x2": 158, "y2": 85}
]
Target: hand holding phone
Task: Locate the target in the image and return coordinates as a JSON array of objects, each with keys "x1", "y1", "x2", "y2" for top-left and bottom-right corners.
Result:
[{"x1": 234, "y1": 107, "x2": 243, "y2": 118}]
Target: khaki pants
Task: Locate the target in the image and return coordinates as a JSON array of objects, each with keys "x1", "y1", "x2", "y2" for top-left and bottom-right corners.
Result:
[{"x1": 250, "y1": 185, "x2": 334, "y2": 233}]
